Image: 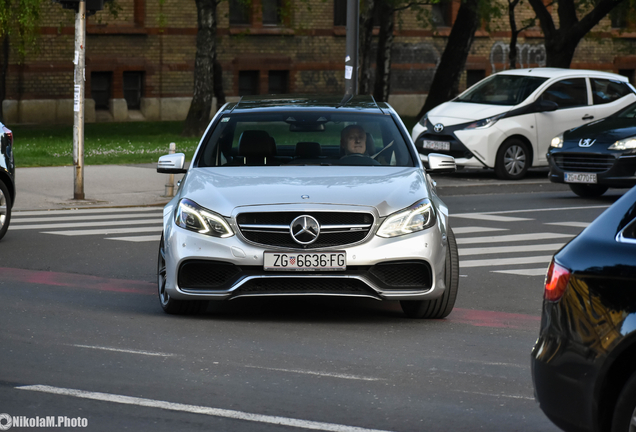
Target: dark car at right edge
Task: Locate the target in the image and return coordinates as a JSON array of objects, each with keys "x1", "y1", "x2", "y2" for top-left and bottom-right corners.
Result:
[
  {"x1": 547, "y1": 101, "x2": 636, "y2": 197},
  {"x1": 531, "y1": 186, "x2": 636, "y2": 432}
]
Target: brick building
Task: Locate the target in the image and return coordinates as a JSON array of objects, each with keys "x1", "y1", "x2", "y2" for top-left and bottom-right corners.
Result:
[{"x1": 2, "y1": 0, "x2": 636, "y2": 124}]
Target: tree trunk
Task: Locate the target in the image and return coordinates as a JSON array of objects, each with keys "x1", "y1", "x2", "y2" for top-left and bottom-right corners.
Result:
[
  {"x1": 417, "y1": 0, "x2": 480, "y2": 117},
  {"x1": 0, "y1": 35, "x2": 8, "y2": 123},
  {"x1": 358, "y1": 0, "x2": 377, "y2": 95},
  {"x1": 527, "y1": 0, "x2": 625, "y2": 68},
  {"x1": 508, "y1": 0, "x2": 519, "y2": 69},
  {"x1": 182, "y1": 0, "x2": 217, "y2": 137},
  {"x1": 373, "y1": 2, "x2": 394, "y2": 102}
]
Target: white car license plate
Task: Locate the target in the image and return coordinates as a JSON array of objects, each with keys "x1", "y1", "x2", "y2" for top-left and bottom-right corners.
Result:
[
  {"x1": 264, "y1": 252, "x2": 346, "y2": 271},
  {"x1": 565, "y1": 172, "x2": 597, "y2": 184},
  {"x1": 422, "y1": 140, "x2": 451, "y2": 151}
]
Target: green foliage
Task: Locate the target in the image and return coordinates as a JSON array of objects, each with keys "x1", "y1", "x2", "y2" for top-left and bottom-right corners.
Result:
[
  {"x1": 11, "y1": 122, "x2": 199, "y2": 167},
  {"x1": 0, "y1": 0, "x2": 43, "y2": 60}
]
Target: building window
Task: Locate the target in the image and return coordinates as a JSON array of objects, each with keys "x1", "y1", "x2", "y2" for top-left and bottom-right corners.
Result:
[
  {"x1": 230, "y1": 0, "x2": 251, "y2": 25},
  {"x1": 431, "y1": 1, "x2": 453, "y2": 27},
  {"x1": 268, "y1": 70, "x2": 289, "y2": 94},
  {"x1": 91, "y1": 72, "x2": 112, "y2": 110},
  {"x1": 334, "y1": 0, "x2": 381, "y2": 26},
  {"x1": 239, "y1": 71, "x2": 260, "y2": 95},
  {"x1": 262, "y1": 0, "x2": 282, "y2": 25},
  {"x1": 466, "y1": 70, "x2": 485, "y2": 89},
  {"x1": 123, "y1": 71, "x2": 143, "y2": 110}
]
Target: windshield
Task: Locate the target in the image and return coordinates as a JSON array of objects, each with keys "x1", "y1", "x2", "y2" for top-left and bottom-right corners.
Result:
[
  {"x1": 616, "y1": 101, "x2": 636, "y2": 119},
  {"x1": 195, "y1": 111, "x2": 415, "y2": 168},
  {"x1": 456, "y1": 75, "x2": 548, "y2": 106}
]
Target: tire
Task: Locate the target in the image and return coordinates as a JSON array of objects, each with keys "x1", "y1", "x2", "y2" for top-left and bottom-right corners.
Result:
[
  {"x1": 495, "y1": 139, "x2": 530, "y2": 180},
  {"x1": 611, "y1": 370, "x2": 636, "y2": 432},
  {"x1": 0, "y1": 180, "x2": 12, "y2": 241},
  {"x1": 157, "y1": 235, "x2": 208, "y2": 315},
  {"x1": 401, "y1": 227, "x2": 459, "y2": 319},
  {"x1": 569, "y1": 183, "x2": 609, "y2": 198}
]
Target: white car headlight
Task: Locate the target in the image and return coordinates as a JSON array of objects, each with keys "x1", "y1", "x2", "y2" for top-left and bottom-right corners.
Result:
[
  {"x1": 377, "y1": 199, "x2": 436, "y2": 238},
  {"x1": 175, "y1": 198, "x2": 234, "y2": 238},
  {"x1": 609, "y1": 136, "x2": 636, "y2": 151},
  {"x1": 550, "y1": 134, "x2": 563, "y2": 148},
  {"x1": 418, "y1": 115, "x2": 429, "y2": 130},
  {"x1": 464, "y1": 113, "x2": 505, "y2": 130}
]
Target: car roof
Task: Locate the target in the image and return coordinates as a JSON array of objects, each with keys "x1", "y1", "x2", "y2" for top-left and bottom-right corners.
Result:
[
  {"x1": 221, "y1": 95, "x2": 388, "y2": 114},
  {"x1": 495, "y1": 67, "x2": 629, "y2": 81}
]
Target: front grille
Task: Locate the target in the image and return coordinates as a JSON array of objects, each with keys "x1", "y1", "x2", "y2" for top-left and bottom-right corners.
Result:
[
  {"x1": 553, "y1": 154, "x2": 615, "y2": 173},
  {"x1": 237, "y1": 211, "x2": 374, "y2": 249},
  {"x1": 369, "y1": 261, "x2": 432, "y2": 288},
  {"x1": 178, "y1": 260, "x2": 241, "y2": 289},
  {"x1": 233, "y1": 278, "x2": 372, "y2": 296}
]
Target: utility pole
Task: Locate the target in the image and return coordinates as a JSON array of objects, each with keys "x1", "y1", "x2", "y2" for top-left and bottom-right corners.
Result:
[
  {"x1": 52, "y1": 0, "x2": 110, "y2": 200},
  {"x1": 73, "y1": 0, "x2": 86, "y2": 200},
  {"x1": 344, "y1": 0, "x2": 359, "y2": 95}
]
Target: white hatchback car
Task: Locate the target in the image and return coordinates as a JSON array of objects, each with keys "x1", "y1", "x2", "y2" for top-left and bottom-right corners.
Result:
[{"x1": 411, "y1": 68, "x2": 636, "y2": 179}]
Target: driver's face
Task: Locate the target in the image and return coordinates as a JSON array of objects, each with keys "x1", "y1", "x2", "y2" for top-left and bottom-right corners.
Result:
[{"x1": 344, "y1": 128, "x2": 366, "y2": 154}]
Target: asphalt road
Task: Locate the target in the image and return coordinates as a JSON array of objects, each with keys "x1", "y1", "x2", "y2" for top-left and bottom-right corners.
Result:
[{"x1": 0, "y1": 183, "x2": 627, "y2": 432}]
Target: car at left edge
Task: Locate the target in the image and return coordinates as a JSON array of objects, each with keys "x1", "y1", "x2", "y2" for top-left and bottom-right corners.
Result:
[{"x1": 0, "y1": 122, "x2": 14, "y2": 241}]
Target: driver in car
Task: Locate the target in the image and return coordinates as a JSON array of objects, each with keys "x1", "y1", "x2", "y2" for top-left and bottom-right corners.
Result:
[{"x1": 341, "y1": 125, "x2": 368, "y2": 155}]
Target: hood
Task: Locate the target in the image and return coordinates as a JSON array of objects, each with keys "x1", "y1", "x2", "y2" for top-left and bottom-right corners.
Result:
[
  {"x1": 564, "y1": 117, "x2": 636, "y2": 147},
  {"x1": 428, "y1": 102, "x2": 510, "y2": 125},
  {"x1": 179, "y1": 166, "x2": 429, "y2": 218}
]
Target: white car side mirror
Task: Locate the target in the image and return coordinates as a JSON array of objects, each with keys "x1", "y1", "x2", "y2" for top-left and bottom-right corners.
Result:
[
  {"x1": 157, "y1": 153, "x2": 187, "y2": 174},
  {"x1": 426, "y1": 153, "x2": 456, "y2": 173}
]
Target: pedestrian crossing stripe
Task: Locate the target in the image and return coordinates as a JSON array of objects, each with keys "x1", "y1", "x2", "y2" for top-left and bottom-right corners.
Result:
[
  {"x1": 10, "y1": 219, "x2": 162, "y2": 230},
  {"x1": 42, "y1": 227, "x2": 161, "y2": 236},
  {"x1": 545, "y1": 222, "x2": 590, "y2": 228},
  {"x1": 13, "y1": 207, "x2": 163, "y2": 217},
  {"x1": 457, "y1": 232, "x2": 573, "y2": 245},
  {"x1": 459, "y1": 243, "x2": 565, "y2": 256},
  {"x1": 492, "y1": 268, "x2": 548, "y2": 276},
  {"x1": 451, "y1": 226, "x2": 508, "y2": 235},
  {"x1": 106, "y1": 235, "x2": 162, "y2": 242},
  {"x1": 12, "y1": 213, "x2": 163, "y2": 224},
  {"x1": 452, "y1": 213, "x2": 532, "y2": 222},
  {"x1": 460, "y1": 255, "x2": 553, "y2": 268}
]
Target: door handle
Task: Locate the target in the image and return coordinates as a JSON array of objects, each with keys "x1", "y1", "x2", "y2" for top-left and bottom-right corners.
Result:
[{"x1": 582, "y1": 115, "x2": 594, "y2": 120}]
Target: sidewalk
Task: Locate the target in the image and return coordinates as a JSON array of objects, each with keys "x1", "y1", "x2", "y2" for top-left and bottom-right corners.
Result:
[
  {"x1": 12, "y1": 164, "x2": 562, "y2": 211},
  {"x1": 13, "y1": 164, "x2": 184, "y2": 211}
]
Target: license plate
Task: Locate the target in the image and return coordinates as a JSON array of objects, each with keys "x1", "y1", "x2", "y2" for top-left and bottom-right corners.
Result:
[
  {"x1": 565, "y1": 172, "x2": 597, "y2": 184},
  {"x1": 422, "y1": 140, "x2": 451, "y2": 151},
  {"x1": 264, "y1": 251, "x2": 346, "y2": 271}
]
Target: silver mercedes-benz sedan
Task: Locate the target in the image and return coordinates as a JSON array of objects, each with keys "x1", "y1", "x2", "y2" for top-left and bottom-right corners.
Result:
[{"x1": 156, "y1": 95, "x2": 459, "y2": 318}]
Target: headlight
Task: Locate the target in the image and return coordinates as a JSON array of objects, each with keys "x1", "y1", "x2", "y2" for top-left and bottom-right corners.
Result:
[
  {"x1": 175, "y1": 198, "x2": 234, "y2": 238},
  {"x1": 464, "y1": 113, "x2": 505, "y2": 130},
  {"x1": 550, "y1": 134, "x2": 563, "y2": 148},
  {"x1": 609, "y1": 136, "x2": 636, "y2": 150},
  {"x1": 418, "y1": 115, "x2": 429, "y2": 129},
  {"x1": 377, "y1": 199, "x2": 436, "y2": 238}
]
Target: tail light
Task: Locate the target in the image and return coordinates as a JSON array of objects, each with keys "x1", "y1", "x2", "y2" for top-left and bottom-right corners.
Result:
[
  {"x1": 2, "y1": 126, "x2": 12, "y2": 145},
  {"x1": 544, "y1": 259, "x2": 571, "y2": 302}
]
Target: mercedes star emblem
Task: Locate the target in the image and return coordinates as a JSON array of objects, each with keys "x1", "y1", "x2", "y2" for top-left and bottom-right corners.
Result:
[{"x1": 290, "y1": 215, "x2": 320, "y2": 245}]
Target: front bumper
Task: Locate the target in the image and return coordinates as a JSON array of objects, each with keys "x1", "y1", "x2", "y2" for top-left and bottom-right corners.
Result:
[
  {"x1": 548, "y1": 152, "x2": 636, "y2": 188},
  {"x1": 162, "y1": 211, "x2": 449, "y2": 302}
]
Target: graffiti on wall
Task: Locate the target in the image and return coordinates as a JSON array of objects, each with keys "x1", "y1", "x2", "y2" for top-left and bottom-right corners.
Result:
[{"x1": 490, "y1": 41, "x2": 546, "y2": 72}]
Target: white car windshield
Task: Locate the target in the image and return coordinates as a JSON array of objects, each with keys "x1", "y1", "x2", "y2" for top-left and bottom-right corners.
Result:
[
  {"x1": 195, "y1": 112, "x2": 415, "y2": 167},
  {"x1": 456, "y1": 75, "x2": 548, "y2": 106}
]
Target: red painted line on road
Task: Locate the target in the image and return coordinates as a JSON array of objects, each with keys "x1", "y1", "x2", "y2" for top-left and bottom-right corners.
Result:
[
  {"x1": 0, "y1": 267, "x2": 542, "y2": 328},
  {"x1": 450, "y1": 308, "x2": 540, "y2": 329},
  {"x1": 0, "y1": 267, "x2": 155, "y2": 295}
]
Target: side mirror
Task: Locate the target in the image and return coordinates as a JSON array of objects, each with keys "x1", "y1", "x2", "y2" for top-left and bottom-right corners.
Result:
[
  {"x1": 427, "y1": 153, "x2": 456, "y2": 173},
  {"x1": 157, "y1": 153, "x2": 187, "y2": 174},
  {"x1": 536, "y1": 99, "x2": 558, "y2": 112}
]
